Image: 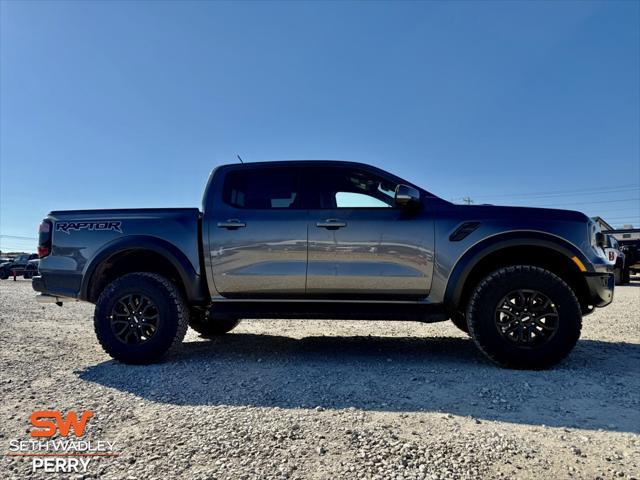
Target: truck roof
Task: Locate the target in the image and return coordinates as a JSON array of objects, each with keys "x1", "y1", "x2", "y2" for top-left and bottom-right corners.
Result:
[{"x1": 218, "y1": 159, "x2": 382, "y2": 169}]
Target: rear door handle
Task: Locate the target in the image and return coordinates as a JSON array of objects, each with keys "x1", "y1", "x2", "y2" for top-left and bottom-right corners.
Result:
[
  {"x1": 217, "y1": 219, "x2": 246, "y2": 229},
  {"x1": 316, "y1": 219, "x2": 347, "y2": 229}
]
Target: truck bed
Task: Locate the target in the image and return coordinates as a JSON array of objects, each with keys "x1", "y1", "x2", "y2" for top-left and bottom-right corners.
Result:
[{"x1": 36, "y1": 207, "x2": 205, "y2": 301}]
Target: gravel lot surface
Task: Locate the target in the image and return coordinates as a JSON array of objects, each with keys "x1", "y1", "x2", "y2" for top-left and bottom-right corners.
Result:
[{"x1": 1, "y1": 278, "x2": 639, "y2": 480}]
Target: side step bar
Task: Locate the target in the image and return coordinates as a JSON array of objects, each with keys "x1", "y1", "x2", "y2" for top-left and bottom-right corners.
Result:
[{"x1": 210, "y1": 300, "x2": 448, "y2": 323}]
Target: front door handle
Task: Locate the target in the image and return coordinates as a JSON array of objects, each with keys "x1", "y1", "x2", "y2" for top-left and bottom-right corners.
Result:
[
  {"x1": 316, "y1": 219, "x2": 347, "y2": 229},
  {"x1": 217, "y1": 219, "x2": 246, "y2": 229}
]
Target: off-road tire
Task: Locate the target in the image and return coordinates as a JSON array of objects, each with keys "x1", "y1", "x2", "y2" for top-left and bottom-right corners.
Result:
[
  {"x1": 614, "y1": 268, "x2": 623, "y2": 286},
  {"x1": 622, "y1": 268, "x2": 631, "y2": 285},
  {"x1": 450, "y1": 312, "x2": 469, "y2": 334},
  {"x1": 189, "y1": 308, "x2": 241, "y2": 338},
  {"x1": 94, "y1": 272, "x2": 188, "y2": 364},
  {"x1": 467, "y1": 265, "x2": 582, "y2": 369}
]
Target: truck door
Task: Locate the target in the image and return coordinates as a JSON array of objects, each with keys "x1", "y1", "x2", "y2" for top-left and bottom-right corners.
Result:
[
  {"x1": 304, "y1": 165, "x2": 434, "y2": 299},
  {"x1": 208, "y1": 165, "x2": 308, "y2": 297}
]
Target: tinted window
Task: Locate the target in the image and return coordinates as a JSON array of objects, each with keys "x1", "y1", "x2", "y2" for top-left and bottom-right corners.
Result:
[
  {"x1": 223, "y1": 168, "x2": 301, "y2": 209},
  {"x1": 307, "y1": 167, "x2": 398, "y2": 209}
]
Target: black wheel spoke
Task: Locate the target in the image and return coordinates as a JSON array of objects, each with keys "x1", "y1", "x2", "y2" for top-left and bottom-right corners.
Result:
[{"x1": 115, "y1": 324, "x2": 129, "y2": 336}]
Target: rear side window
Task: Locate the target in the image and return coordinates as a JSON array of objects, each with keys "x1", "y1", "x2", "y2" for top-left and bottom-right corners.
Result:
[{"x1": 222, "y1": 168, "x2": 301, "y2": 209}]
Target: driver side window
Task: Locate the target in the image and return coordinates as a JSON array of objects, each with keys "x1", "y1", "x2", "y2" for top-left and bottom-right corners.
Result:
[
  {"x1": 335, "y1": 191, "x2": 391, "y2": 208},
  {"x1": 310, "y1": 167, "x2": 398, "y2": 209}
]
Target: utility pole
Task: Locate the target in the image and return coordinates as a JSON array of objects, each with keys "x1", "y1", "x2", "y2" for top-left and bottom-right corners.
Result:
[{"x1": 462, "y1": 196, "x2": 474, "y2": 205}]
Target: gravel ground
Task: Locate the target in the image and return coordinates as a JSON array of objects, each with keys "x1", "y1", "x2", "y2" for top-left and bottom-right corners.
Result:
[{"x1": 1, "y1": 278, "x2": 639, "y2": 480}]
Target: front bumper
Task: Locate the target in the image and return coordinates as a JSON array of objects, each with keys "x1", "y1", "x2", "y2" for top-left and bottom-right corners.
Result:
[{"x1": 584, "y1": 272, "x2": 615, "y2": 307}]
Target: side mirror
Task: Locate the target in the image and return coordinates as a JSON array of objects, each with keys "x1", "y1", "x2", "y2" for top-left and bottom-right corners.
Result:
[{"x1": 395, "y1": 184, "x2": 420, "y2": 207}]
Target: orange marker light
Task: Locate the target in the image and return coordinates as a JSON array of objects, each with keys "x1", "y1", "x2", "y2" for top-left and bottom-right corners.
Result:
[{"x1": 571, "y1": 256, "x2": 587, "y2": 272}]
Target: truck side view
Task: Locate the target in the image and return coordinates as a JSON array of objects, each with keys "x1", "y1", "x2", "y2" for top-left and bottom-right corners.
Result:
[{"x1": 33, "y1": 161, "x2": 615, "y2": 368}]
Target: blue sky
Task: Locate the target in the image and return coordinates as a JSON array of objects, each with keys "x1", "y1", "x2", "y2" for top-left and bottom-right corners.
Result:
[{"x1": 1, "y1": 0, "x2": 639, "y2": 252}]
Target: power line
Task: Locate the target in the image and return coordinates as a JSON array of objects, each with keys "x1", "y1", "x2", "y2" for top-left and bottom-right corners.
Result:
[
  {"x1": 0, "y1": 235, "x2": 37, "y2": 241},
  {"x1": 529, "y1": 198, "x2": 640, "y2": 207},
  {"x1": 452, "y1": 184, "x2": 640, "y2": 201}
]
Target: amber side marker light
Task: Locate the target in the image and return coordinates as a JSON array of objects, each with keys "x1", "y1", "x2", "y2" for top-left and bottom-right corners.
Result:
[{"x1": 571, "y1": 256, "x2": 587, "y2": 272}]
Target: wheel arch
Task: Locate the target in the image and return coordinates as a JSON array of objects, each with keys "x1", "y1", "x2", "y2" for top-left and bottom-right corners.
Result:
[
  {"x1": 81, "y1": 235, "x2": 207, "y2": 304},
  {"x1": 444, "y1": 232, "x2": 593, "y2": 316}
]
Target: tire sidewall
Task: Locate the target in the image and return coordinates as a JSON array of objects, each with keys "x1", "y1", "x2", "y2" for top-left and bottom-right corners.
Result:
[
  {"x1": 468, "y1": 267, "x2": 581, "y2": 369},
  {"x1": 94, "y1": 274, "x2": 183, "y2": 363}
]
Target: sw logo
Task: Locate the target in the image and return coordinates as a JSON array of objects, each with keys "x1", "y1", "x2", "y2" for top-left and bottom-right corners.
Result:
[
  {"x1": 8, "y1": 410, "x2": 117, "y2": 474},
  {"x1": 30, "y1": 410, "x2": 93, "y2": 437}
]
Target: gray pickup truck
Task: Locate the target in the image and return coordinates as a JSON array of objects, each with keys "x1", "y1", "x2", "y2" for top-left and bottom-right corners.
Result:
[{"x1": 33, "y1": 161, "x2": 614, "y2": 368}]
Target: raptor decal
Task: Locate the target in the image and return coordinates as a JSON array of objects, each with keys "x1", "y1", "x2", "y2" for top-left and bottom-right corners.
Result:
[{"x1": 55, "y1": 221, "x2": 123, "y2": 235}]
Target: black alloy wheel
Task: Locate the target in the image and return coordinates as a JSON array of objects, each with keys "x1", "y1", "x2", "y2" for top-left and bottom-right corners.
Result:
[
  {"x1": 109, "y1": 294, "x2": 160, "y2": 344},
  {"x1": 494, "y1": 289, "x2": 559, "y2": 347}
]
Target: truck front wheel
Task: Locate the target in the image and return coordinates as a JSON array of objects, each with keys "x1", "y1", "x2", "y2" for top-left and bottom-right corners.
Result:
[
  {"x1": 189, "y1": 308, "x2": 241, "y2": 338},
  {"x1": 94, "y1": 272, "x2": 188, "y2": 364},
  {"x1": 614, "y1": 267, "x2": 623, "y2": 286},
  {"x1": 466, "y1": 265, "x2": 582, "y2": 369}
]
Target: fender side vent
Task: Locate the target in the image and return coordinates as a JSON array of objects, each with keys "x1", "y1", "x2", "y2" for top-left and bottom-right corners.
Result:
[{"x1": 449, "y1": 222, "x2": 480, "y2": 241}]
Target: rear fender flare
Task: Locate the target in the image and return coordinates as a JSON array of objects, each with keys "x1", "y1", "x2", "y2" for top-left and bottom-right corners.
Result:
[{"x1": 80, "y1": 235, "x2": 205, "y2": 303}]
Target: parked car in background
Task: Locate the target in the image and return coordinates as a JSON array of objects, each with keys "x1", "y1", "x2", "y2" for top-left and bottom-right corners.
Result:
[
  {"x1": 608, "y1": 227, "x2": 640, "y2": 277},
  {"x1": 22, "y1": 258, "x2": 40, "y2": 280},
  {"x1": 0, "y1": 253, "x2": 38, "y2": 279},
  {"x1": 620, "y1": 242, "x2": 640, "y2": 276},
  {"x1": 604, "y1": 235, "x2": 629, "y2": 285}
]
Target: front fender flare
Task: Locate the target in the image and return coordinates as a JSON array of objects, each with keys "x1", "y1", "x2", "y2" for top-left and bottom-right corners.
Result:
[{"x1": 443, "y1": 231, "x2": 591, "y2": 311}]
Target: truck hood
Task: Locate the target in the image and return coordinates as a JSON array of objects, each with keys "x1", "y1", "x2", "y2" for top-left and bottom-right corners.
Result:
[{"x1": 450, "y1": 204, "x2": 590, "y2": 223}]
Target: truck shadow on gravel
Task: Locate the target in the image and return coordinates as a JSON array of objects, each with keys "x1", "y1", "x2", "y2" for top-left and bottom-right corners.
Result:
[{"x1": 78, "y1": 334, "x2": 640, "y2": 433}]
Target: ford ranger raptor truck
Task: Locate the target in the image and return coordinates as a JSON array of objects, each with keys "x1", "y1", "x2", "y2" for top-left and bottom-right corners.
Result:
[{"x1": 33, "y1": 161, "x2": 614, "y2": 368}]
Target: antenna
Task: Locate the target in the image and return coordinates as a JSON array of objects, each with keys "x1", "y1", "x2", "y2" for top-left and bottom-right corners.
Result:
[{"x1": 237, "y1": 155, "x2": 244, "y2": 164}]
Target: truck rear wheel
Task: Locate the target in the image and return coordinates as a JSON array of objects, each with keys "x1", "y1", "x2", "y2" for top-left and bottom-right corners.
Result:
[
  {"x1": 94, "y1": 272, "x2": 188, "y2": 364},
  {"x1": 189, "y1": 308, "x2": 241, "y2": 338},
  {"x1": 466, "y1": 265, "x2": 582, "y2": 369}
]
